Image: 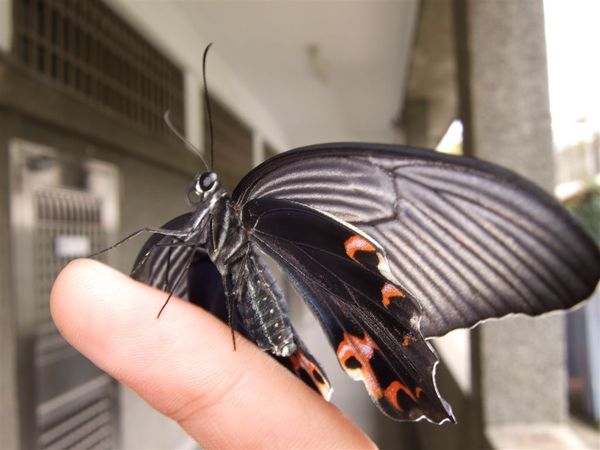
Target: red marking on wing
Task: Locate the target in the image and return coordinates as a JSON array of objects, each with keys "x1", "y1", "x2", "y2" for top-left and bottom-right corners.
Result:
[
  {"x1": 402, "y1": 334, "x2": 417, "y2": 347},
  {"x1": 289, "y1": 350, "x2": 331, "y2": 400},
  {"x1": 337, "y1": 332, "x2": 382, "y2": 398},
  {"x1": 415, "y1": 387, "x2": 423, "y2": 398},
  {"x1": 337, "y1": 333, "x2": 423, "y2": 413},
  {"x1": 344, "y1": 235, "x2": 375, "y2": 262},
  {"x1": 384, "y1": 381, "x2": 418, "y2": 411},
  {"x1": 381, "y1": 282, "x2": 405, "y2": 307}
]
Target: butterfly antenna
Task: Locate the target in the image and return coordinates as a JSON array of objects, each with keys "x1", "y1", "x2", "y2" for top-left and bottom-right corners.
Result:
[
  {"x1": 163, "y1": 111, "x2": 210, "y2": 171},
  {"x1": 202, "y1": 43, "x2": 215, "y2": 170}
]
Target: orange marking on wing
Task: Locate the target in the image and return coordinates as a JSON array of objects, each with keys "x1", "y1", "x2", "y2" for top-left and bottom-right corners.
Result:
[
  {"x1": 344, "y1": 235, "x2": 375, "y2": 262},
  {"x1": 337, "y1": 333, "x2": 382, "y2": 398},
  {"x1": 384, "y1": 381, "x2": 418, "y2": 411},
  {"x1": 402, "y1": 334, "x2": 417, "y2": 347},
  {"x1": 289, "y1": 350, "x2": 331, "y2": 399},
  {"x1": 415, "y1": 387, "x2": 423, "y2": 398},
  {"x1": 289, "y1": 353, "x2": 301, "y2": 370},
  {"x1": 381, "y1": 282, "x2": 405, "y2": 307}
]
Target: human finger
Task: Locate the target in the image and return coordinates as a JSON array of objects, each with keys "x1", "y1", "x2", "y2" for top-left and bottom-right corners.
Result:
[{"x1": 50, "y1": 259, "x2": 375, "y2": 449}]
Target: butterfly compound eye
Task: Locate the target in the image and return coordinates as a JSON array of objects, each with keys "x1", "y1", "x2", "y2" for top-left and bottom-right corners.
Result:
[
  {"x1": 199, "y1": 172, "x2": 218, "y2": 191},
  {"x1": 186, "y1": 171, "x2": 218, "y2": 206}
]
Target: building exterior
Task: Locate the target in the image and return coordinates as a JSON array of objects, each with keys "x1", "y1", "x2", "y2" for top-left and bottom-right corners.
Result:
[{"x1": 0, "y1": 0, "x2": 597, "y2": 448}]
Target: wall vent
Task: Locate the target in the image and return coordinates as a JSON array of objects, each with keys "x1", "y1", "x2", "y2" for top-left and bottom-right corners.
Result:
[{"x1": 12, "y1": 0, "x2": 184, "y2": 137}]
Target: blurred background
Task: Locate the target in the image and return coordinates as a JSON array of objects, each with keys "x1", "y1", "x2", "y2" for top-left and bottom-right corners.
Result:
[{"x1": 0, "y1": 0, "x2": 599, "y2": 448}]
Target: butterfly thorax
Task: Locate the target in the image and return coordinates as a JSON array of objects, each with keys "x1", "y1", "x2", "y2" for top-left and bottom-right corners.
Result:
[{"x1": 202, "y1": 190, "x2": 296, "y2": 357}]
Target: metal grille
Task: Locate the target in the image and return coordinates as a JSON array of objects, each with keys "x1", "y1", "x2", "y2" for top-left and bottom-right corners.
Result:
[
  {"x1": 12, "y1": 0, "x2": 185, "y2": 137},
  {"x1": 33, "y1": 187, "x2": 117, "y2": 450},
  {"x1": 10, "y1": 141, "x2": 120, "y2": 450},
  {"x1": 34, "y1": 188, "x2": 107, "y2": 367},
  {"x1": 38, "y1": 383, "x2": 116, "y2": 450}
]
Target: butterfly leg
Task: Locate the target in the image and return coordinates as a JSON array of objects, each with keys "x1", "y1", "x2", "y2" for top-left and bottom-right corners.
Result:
[
  {"x1": 153, "y1": 239, "x2": 194, "y2": 248},
  {"x1": 156, "y1": 238, "x2": 204, "y2": 318},
  {"x1": 224, "y1": 277, "x2": 238, "y2": 351},
  {"x1": 90, "y1": 226, "x2": 193, "y2": 259},
  {"x1": 130, "y1": 236, "x2": 190, "y2": 278}
]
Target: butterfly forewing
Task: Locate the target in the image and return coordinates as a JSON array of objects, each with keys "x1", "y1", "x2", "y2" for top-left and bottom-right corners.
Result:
[{"x1": 233, "y1": 143, "x2": 600, "y2": 338}]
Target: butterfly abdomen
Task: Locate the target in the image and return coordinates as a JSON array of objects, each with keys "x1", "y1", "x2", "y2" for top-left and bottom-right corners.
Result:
[
  {"x1": 232, "y1": 249, "x2": 296, "y2": 357},
  {"x1": 207, "y1": 197, "x2": 296, "y2": 357}
]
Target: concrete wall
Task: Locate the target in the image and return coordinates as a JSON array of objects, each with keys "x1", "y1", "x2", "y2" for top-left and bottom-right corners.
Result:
[
  {"x1": 464, "y1": 0, "x2": 566, "y2": 428},
  {"x1": 0, "y1": 112, "x2": 19, "y2": 450}
]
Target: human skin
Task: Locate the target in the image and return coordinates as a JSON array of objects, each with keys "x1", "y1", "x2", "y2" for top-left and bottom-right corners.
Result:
[{"x1": 50, "y1": 259, "x2": 376, "y2": 449}]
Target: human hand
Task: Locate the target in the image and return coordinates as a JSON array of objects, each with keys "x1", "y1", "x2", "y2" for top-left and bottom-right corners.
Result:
[{"x1": 50, "y1": 259, "x2": 375, "y2": 449}]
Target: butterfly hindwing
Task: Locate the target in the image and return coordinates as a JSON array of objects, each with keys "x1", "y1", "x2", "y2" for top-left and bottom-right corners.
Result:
[
  {"x1": 185, "y1": 252, "x2": 332, "y2": 399},
  {"x1": 131, "y1": 213, "x2": 197, "y2": 300},
  {"x1": 275, "y1": 332, "x2": 332, "y2": 400},
  {"x1": 242, "y1": 197, "x2": 454, "y2": 423}
]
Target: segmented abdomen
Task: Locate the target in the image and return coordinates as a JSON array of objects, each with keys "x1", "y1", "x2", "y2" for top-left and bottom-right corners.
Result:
[
  {"x1": 232, "y1": 247, "x2": 295, "y2": 357},
  {"x1": 208, "y1": 197, "x2": 295, "y2": 357}
]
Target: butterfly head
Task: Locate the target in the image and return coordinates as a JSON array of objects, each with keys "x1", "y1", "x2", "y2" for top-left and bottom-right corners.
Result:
[{"x1": 187, "y1": 171, "x2": 221, "y2": 206}]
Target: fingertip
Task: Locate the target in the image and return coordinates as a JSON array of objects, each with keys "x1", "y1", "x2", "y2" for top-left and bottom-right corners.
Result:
[
  {"x1": 50, "y1": 259, "x2": 128, "y2": 339},
  {"x1": 51, "y1": 258, "x2": 122, "y2": 306},
  {"x1": 50, "y1": 259, "x2": 100, "y2": 333}
]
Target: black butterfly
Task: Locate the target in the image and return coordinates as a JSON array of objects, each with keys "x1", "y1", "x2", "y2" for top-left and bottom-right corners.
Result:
[{"x1": 127, "y1": 142, "x2": 599, "y2": 424}]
